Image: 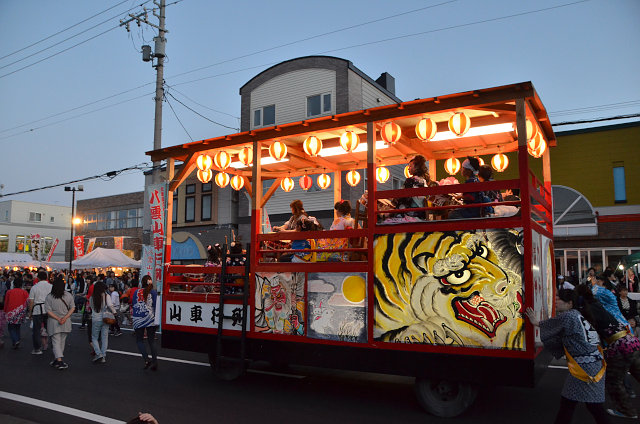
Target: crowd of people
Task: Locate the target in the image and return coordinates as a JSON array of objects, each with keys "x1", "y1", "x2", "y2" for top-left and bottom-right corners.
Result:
[
  {"x1": 527, "y1": 266, "x2": 640, "y2": 422},
  {"x1": 0, "y1": 268, "x2": 159, "y2": 371}
]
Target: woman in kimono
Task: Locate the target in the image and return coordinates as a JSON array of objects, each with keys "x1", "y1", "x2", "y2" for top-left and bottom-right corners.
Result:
[{"x1": 526, "y1": 289, "x2": 610, "y2": 423}]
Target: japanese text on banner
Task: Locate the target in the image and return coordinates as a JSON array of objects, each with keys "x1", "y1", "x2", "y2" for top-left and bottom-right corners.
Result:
[
  {"x1": 147, "y1": 183, "x2": 167, "y2": 289},
  {"x1": 73, "y1": 235, "x2": 84, "y2": 259}
]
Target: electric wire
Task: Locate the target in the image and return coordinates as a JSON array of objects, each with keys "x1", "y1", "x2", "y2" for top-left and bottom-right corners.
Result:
[
  {"x1": 0, "y1": 0, "x2": 130, "y2": 61},
  {"x1": 166, "y1": 85, "x2": 239, "y2": 119},
  {"x1": 0, "y1": 1, "x2": 153, "y2": 73},
  {"x1": 165, "y1": 91, "x2": 239, "y2": 131},
  {"x1": 551, "y1": 113, "x2": 640, "y2": 126},
  {"x1": 164, "y1": 92, "x2": 194, "y2": 141},
  {"x1": 169, "y1": 0, "x2": 458, "y2": 80}
]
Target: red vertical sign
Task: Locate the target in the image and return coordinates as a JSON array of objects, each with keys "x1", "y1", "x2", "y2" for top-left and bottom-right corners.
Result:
[
  {"x1": 73, "y1": 236, "x2": 84, "y2": 259},
  {"x1": 148, "y1": 184, "x2": 166, "y2": 290}
]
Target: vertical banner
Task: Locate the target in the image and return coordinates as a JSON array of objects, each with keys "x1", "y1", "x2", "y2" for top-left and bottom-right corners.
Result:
[
  {"x1": 45, "y1": 238, "x2": 59, "y2": 262},
  {"x1": 73, "y1": 236, "x2": 85, "y2": 259},
  {"x1": 146, "y1": 183, "x2": 167, "y2": 291},
  {"x1": 30, "y1": 234, "x2": 41, "y2": 260},
  {"x1": 86, "y1": 238, "x2": 96, "y2": 253},
  {"x1": 141, "y1": 245, "x2": 154, "y2": 278},
  {"x1": 262, "y1": 206, "x2": 272, "y2": 233},
  {"x1": 114, "y1": 236, "x2": 124, "y2": 251}
]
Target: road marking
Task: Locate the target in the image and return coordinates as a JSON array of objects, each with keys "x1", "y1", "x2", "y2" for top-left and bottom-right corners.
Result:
[
  {"x1": 105, "y1": 349, "x2": 305, "y2": 378},
  {"x1": 0, "y1": 391, "x2": 124, "y2": 424},
  {"x1": 548, "y1": 365, "x2": 568, "y2": 369}
]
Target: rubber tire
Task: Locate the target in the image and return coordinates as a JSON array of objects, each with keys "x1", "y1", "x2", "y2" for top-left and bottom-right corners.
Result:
[
  {"x1": 414, "y1": 378, "x2": 477, "y2": 418},
  {"x1": 208, "y1": 352, "x2": 245, "y2": 381}
]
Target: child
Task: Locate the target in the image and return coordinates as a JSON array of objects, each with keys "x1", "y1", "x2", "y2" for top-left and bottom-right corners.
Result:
[{"x1": 108, "y1": 284, "x2": 122, "y2": 336}]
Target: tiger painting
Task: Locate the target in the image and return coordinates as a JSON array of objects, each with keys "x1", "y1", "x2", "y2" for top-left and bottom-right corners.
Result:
[{"x1": 374, "y1": 229, "x2": 525, "y2": 350}]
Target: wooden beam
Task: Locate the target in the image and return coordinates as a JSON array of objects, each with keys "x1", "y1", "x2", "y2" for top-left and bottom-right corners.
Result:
[
  {"x1": 242, "y1": 176, "x2": 252, "y2": 197},
  {"x1": 169, "y1": 153, "x2": 197, "y2": 192},
  {"x1": 260, "y1": 178, "x2": 282, "y2": 209}
]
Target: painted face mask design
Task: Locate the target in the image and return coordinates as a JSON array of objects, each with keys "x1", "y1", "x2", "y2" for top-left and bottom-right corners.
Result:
[{"x1": 373, "y1": 230, "x2": 524, "y2": 349}]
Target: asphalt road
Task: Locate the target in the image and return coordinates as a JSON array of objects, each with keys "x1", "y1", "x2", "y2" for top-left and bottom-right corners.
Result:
[{"x1": 1, "y1": 316, "x2": 639, "y2": 424}]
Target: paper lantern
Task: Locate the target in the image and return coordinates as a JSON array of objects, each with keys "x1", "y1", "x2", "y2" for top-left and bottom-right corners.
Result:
[
  {"x1": 404, "y1": 165, "x2": 412, "y2": 178},
  {"x1": 528, "y1": 136, "x2": 547, "y2": 158},
  {"x1": 491, "y1": 153, "x2": 509, "y2": 172},
  {"x1": 303, "y1": 135, "x2": 323, "y2": 157},
  {"x1": 445, "y1": 157, "x2": 461, "y2": 175},
  {"x1": 448, "y1": 112, "x2": 471, "y2": 136},
  {"x1": 230, "y1": 175, "x2": 244, "y2": 191},
  {"x1": 477, "y1": 157, "x2": 485, "y2": 166},
  {"x1": 516, "y1": 119, "x2": 537, "y2": 141},
  {"x1": 281, "y1": 176, "x2": 294, "y2": 192},
  {"x1": 346, "y1": 170, "x2": 360, "y2": 187},
  {"x1": 196, "y1": 154, "x2": 212, "y2": 171},
  {"x1": 214, "y1": 150, "x2": 231, "y2": 170},
  {"x1": 376, "y1": 166, "x2": 390, "y2": 183},
  {"x1": 299, "y1": 175, "x2": 313, "y2": 191},
  {"x1": 215, "y1": 172, "x2": 229, "y2": 188},
  {"x1": 339, "y1": 131, "x2": 360, "y2": 152},
  {"x1": 197, "y1": 169, "x2": 212, "y2": 183},
  {"x1": 380, "y1": 122, "x2": 401, "y2": 144},
  {"x1": 238, "y1": 147, "x2": 253, "y2": 166},
  {"x1": 415, "y1": 117, "x2": 437, "y2": 141},
  {"x1": 317, "y1": 173, "x2": 331, "y2": 190},
  {"x1": 269, "y1": 141, "x2": 287, "y2": 161}
]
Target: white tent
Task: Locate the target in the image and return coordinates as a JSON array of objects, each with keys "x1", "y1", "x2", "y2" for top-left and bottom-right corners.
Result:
[
  {"x1": 71, "y1": 248, "x2": 141, "y2": 269},
  {"x1": 0, "y1": 253, "x2": 41, "y2": 268}
]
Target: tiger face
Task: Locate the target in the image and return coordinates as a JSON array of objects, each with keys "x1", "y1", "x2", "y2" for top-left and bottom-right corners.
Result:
[{"x1": 374, "y1": 231, "x2": 524, "y2": 349}]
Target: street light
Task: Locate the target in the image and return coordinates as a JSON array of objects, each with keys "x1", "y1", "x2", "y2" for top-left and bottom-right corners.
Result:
[{"x1": 65, "y1": 185, "x2": 83, "y2": 282}]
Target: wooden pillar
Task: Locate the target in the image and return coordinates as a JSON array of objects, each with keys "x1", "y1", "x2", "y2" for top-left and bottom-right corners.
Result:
[
  {"x1": 333, "y1": 169, "x2": 342, "y2": 219},
  {"x1": 164, "y1": 158, "x2": 175, "y2": 273}
]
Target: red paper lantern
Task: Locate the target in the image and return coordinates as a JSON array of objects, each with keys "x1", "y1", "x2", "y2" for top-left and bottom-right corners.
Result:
[
  {"x1": 299, "y1": 175, "x2": 313, "y2": 191},
  {"x1": 214, "y1": 150, "x2": 231, "y2": 170},
  {"x1": 380, "y1": 122, "x2": 401, "y2": 144},
  {"x1": 303, "y1": 135, "x2": 323, "y2": 157},
  {"x1": 238, "y1": 147, "x2": 253, "y2": 166},
  {"x1": 445, "y1": 157, "x2": 461, "y2": 175},
  {"x1": 346, "y1": 170, "x2": 360, "y2": 187},
  {"x1": 196, "y1": 154, "x2": 212, "y2": 171},
  {"x1": 215, "y1": 172, "x2": 229, "y2": 188},
  {"x1": 415, "y1": 117, "x2": 437, "y2": 141},
  {"x1": 491, "y1": 153, "x2": 509, "y2": 172},
  {"x1": 317, "y1": 173, "x2": 331, "y2": 190},
  {"x1": 448, "y1": 112, "x2": 471, "y2": 136},
  {"x1": 339, "y1": 131, "x2": 360, "y2": 152},
  {"x1": 197, "y1": 169, "x2": 212, "y2": 183},
  {"x1": 281, "y1": 176, "x2": 294, "y2": 192},
  {"x1": 269, "y1": 141, "x2": 287, "y2": 161},
  {"x1": 230, "y1": 175, "x2": 244, "y2": 191}
]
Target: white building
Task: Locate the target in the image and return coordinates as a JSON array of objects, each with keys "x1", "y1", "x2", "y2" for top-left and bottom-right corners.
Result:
[{"x1": 0, "y1": 200, "x2": 71, "y2": 262}]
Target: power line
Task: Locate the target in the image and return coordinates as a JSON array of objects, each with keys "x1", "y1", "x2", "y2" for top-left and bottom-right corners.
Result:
[
  {"x1": 167, "y1": 86, "x2": 239, "y2": 119},
  {"x1": 0, "y1": 163, "x2": 160, "y2": 198},
  {"x1": 0, "y1": 91, "x2": 153, "y2": 142},
  {"x1": 165, "y1": 93, "x2": 194, "y2": 141},
  {"x1": 165, "y1": 91, "x2": 239, "y2": 131},
  {"x1": 0, "y1": 1, "x2": 152, "y2": 71},
  {"x1": 551, "y1": 113, "x2": 640, "y2": 126},
  {"x1": 0, "y1": 0, "x2": 130, "y2": 61},
  {"x1": 169, "y1": 0, "x2": 458, "y2": 80}
]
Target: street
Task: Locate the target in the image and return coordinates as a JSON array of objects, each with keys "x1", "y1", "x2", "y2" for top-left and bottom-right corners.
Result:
[{"x1": 1, "y1": 316, "x2": 638, "y2": 424}]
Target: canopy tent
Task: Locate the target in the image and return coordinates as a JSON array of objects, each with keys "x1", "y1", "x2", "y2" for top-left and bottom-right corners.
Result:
[
  {"x1": 620, "y1": 253, "x2": 640, "y2": 269},
  {"x1": 71, "y1": 248, "x2": 140, "y2": 269},
  {"x1": 0, "y1": 253, "x2": 42, "y2": 268}
]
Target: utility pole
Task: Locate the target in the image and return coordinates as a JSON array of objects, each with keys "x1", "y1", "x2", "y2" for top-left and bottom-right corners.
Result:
[{"x1": 121, "y1": 0, "x2": 167, "y2": 182}]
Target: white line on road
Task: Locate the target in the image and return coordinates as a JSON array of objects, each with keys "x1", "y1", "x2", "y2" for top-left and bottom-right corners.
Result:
[
  {"x1": 106, "y1": 348, "x2": 306, "y2": 379},
  {"x1": 0, "y1": 391, "x2": 125, "y2": 424},
  {"x1": 548, "y1": 365, "x2": 568, "y2": 369}
]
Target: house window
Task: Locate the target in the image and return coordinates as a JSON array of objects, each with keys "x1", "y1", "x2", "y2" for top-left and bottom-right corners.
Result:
[
  {"x1": 50, "y1": 216, "x2": 55, "y2": 223},
  {"x1": 172, "y1": 200, "x2": 177, "y2": 223},
  {"x1": 185, "y1": 197, "x2": 195, "y2": 222},
  {"x1": 186, "y1": 184, "x2": 196, "y2": 195},
  {"x1": 118, "y1": 210, "x2": 128, "y2": 229},
  {"x1": 613, "y1": 164, "x2": 626, "y2": 203},
  {"x1": 202, "y1": 194, "x2": 212, "y2": 221},
  {"x1": 29, "y1": 212, "x2": 42, "y2": 222},
  {"x1": 0, "y1": 234, "x2": 8, "y2": 252},
  {"x1": 202, "y1": 182, "x2": 212, "y2": 192},
  {"x1": 307, "y1": 93, "x2": 331, "y2": 117},
  {"x1": 253, "y1": 105, "x2": 275, "y2": 127},
  {"x1": 15, "y1": 235, "x2": 25, "y2": 252}
]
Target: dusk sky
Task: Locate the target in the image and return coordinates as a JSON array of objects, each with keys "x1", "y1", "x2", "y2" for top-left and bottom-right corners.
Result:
[{"x1": 1, "y1": 0, "x2": 638, "y2": 205}]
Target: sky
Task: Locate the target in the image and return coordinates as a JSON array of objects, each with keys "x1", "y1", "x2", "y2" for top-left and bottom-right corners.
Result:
[{"x1": 1, "y1": 0, "x2": 638, "y2": 206}]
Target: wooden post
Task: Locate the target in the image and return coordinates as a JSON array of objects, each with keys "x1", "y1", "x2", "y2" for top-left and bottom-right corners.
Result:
[{"x1": 333, "y1": 168, "x2": 342, "y2": 219}]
